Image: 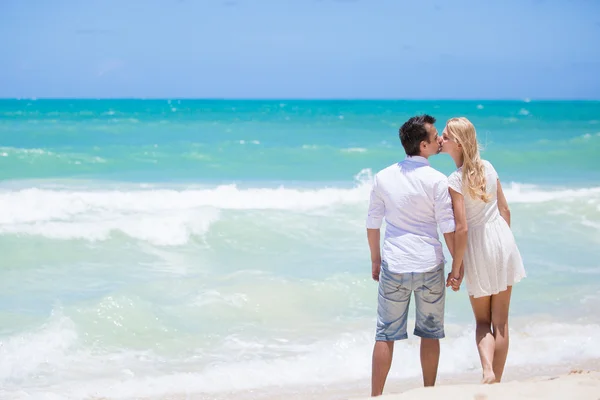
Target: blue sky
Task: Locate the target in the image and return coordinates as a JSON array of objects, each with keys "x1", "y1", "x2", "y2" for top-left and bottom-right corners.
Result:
[{"x1": 1, "y1": 0, "x2": 599, "y2": 99}]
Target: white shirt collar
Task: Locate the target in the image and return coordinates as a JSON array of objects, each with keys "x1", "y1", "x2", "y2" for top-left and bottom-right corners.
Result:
[{"x1": 405, "y1": 155, "x2": 430, "y2": 165}]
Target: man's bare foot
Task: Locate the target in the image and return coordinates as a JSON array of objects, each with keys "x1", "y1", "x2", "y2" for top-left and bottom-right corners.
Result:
[{"x1": 482, "y1": 370, "x2": 496, "y2": 384}]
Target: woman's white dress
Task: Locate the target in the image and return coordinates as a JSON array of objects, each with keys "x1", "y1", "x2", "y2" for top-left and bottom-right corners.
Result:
[{"x1": 448, "y1": 160, "x2": 526, "y2": 298}]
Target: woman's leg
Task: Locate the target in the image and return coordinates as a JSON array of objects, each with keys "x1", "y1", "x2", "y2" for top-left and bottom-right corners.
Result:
[
  {"x1": 469, "y1": 295, "x2": 496, "y2": 383},
  {"x1": 491, "y1": 286, "x2": 512, "y2": 382}
]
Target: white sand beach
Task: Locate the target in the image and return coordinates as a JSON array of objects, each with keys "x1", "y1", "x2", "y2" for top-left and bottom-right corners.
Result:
[
  {"x1": 352, "y1": 370, "x2": 600, "y2": 400},
  {"x1": 109, "y1": 358, "x2": 600, "y2": 400}
]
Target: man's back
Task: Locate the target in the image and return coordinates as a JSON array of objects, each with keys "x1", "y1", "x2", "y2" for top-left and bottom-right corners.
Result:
[{"x1": 366, "y1": 156, "x2": 454, "y2": 274}]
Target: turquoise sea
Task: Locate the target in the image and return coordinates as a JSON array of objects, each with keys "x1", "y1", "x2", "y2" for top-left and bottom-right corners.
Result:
[{"x1": 1, "y1": 99, "x2": 599, "y2": 399}]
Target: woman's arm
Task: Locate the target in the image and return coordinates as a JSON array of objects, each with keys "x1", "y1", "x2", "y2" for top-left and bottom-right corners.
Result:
[
  {"x1": 449, "y1": 188, "x2": 468, "y2": 281},
  {"x1": 496, "y1": 179, "x2": 511, "y2": 227}
]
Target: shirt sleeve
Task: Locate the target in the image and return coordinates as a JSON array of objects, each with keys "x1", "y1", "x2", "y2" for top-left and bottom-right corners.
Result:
[
  {"x1": 434, "y1": 177, "x2": 456, "y2": 234},
  {"x1": 366, "y1": 174, "x2": 385, "y2": 229},
  {"x1": 484, "y1": 160, "x2": 499, "y2": 180},
  {"x1": 447, "y1": 171, "x2": 463, "y2": 194}
]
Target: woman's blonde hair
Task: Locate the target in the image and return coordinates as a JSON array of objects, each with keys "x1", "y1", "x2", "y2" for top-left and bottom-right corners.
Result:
[{"x1": 446, "y1": 117, "x2": 491, "y2": 202}]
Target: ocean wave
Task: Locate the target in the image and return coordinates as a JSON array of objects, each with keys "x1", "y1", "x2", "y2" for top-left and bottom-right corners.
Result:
[
  {"x1": 0, "y1": 171, "x2": 598, "y2": 245},
  {"x1": 1, "y1": 311, "x2": 599, "y2": 398},
  {"x1": 503, "y1": 183, "x2": 600, "y2": 203},
  {"x1": 0, "y1": 208, "x2": 221, "y2": 246},
  {"x1": 0, "y1": 146, "x2": 108, "y2": 164},
  {"x1": 0, "y1": 170, "x2": 374, "y2": 226},
  {"x1": 0, "y1": 147, "x2": 55, "y2": 156},
  {"x1": 0, "y1": 313, "x2": 78, "y2": 384}
]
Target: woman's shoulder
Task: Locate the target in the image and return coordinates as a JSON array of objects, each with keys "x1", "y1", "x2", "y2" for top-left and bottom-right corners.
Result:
[
  {"x1": 448, "y1": 167, "x2": 462, "y2": 180},
  {"x1": 481, "y1": 159, "x2": 499, "y2": 177},
  {"x1": 449, "y1": 165, "x2": 462, "y2": 175},
  {"x1": 447, "y1": 168, "x2": 463, "y2": 193}
]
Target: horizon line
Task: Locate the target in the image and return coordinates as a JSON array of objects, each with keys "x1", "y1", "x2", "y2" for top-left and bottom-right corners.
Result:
[{"x1": 1, "y1": 97, "x2": 599, "y2": 102}]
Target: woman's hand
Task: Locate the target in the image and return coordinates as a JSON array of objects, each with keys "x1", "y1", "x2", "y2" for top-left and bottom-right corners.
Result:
[{"x1": 446, "y1": 263, "x2": 464, "y2": 291}]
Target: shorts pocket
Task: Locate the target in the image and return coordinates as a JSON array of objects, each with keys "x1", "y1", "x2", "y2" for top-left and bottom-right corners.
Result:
[{"x1": 420, "y1": 267, "x2": 444, "y2": 300}]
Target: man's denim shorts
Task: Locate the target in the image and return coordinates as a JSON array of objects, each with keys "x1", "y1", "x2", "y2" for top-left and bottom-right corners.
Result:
[{"x1": 375, "y1": 262, "x2": 446, "y2": 341}]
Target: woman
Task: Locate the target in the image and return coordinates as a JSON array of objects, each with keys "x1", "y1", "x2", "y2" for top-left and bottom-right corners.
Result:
[{"x1": 441, "y1": 117, "x2": 526, "y2": 384}]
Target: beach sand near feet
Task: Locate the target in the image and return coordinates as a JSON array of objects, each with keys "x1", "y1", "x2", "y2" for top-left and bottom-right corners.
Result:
[
  {"x1": 351, "y1": 359, "x2": 600, "y2": 400},
  {"x1": 351, "y1": 370, "x2": 600, "y2": 400},
  {"x1": 101, "y1": 358, "x2": 600, "y2": 400}
]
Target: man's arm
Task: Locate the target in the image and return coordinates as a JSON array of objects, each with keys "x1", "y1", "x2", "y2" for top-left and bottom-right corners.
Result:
[
  {"x1": 366, "y1": 175, "x2": 385, "y2": 281},
  {"x1": 367, "y1": 228, "x2": 381, "y2": 281}
]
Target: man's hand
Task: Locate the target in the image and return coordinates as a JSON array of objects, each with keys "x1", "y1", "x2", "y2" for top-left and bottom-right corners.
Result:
[
  {"x1": 367, "y1": 228, "x2": 382, "y2": 282},
  {"x1": 372, "y1": 259, "x2": 381, "y2": 281}
]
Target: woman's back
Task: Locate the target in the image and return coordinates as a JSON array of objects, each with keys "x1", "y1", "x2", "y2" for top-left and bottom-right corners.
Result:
[
  {"x1": 448, "y1": 159, "x2": 501, "y2": 227},
  {"x1": 448, "y1": 158, "x2": 525, "y2": 298}
]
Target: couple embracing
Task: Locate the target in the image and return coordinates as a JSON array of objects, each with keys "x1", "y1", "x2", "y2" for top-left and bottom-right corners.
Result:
[{"x1": 366, "y1": 114, "x2": 526, "y2": 396}]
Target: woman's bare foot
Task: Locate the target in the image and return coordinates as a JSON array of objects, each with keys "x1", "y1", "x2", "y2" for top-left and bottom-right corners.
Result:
[{"x1": 482, "y1": 370, "x2": 496, "y2": 384}]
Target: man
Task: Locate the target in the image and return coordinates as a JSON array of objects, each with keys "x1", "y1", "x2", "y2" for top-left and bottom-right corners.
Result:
[{"x1": 366, "y1": 114, "x2": 456, "y2": 396}]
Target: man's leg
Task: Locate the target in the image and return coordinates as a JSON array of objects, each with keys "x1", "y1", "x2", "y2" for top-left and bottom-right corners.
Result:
[
  {"x1": 371, "y1": 340, "x2": 394, "y2": 396},
  {"x1": 420, "y1": 338, "x2": 440, "y2": 386},
  {"x1": 414, "y1": 265, "x2": 446, "y2": 387},
  {"x1": 372, "y1": 265, "x2": 411, "y2": 396}
]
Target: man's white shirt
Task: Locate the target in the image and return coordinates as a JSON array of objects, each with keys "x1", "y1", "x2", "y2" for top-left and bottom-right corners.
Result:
[{"x1": 366, "y1": 156, "x2": 455, "y2": 274}]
